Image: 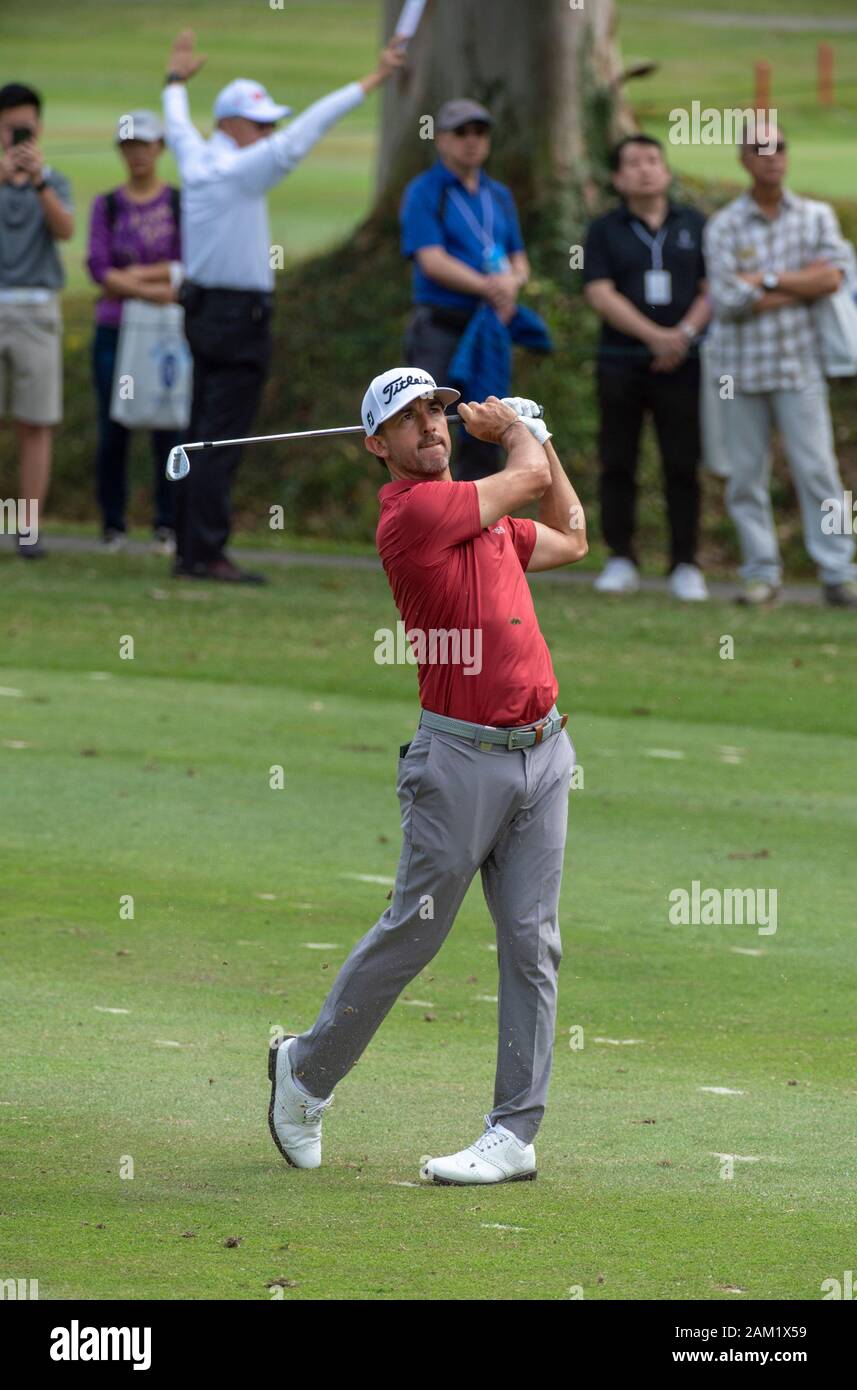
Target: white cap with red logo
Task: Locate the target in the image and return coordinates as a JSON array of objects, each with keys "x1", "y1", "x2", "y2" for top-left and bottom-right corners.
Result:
[{"x1": 213, "y1": 79, "x2": 292, "y2": 123}]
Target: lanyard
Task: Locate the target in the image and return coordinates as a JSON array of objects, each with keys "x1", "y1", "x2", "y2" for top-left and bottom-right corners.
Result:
[
  {"x1": 631, "y1": 219, "x2": 669, "y2": 271},
  {"x1": 448, "y1": 186, "x2": 495, "y2": 255}
]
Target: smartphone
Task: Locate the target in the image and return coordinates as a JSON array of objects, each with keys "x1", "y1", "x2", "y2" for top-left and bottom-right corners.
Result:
[{"x1": 11, "y1": 126, "x2": 34, "y2": 145}]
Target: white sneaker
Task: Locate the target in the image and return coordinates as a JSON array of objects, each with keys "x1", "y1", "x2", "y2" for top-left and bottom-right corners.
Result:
[
  {"x1": 594, "y1": 557, "x2": 639, "y2": 594},
  {"x1": 102, "y1": 529, "x2": 126, "y2": 553},
  {"x1": 669, "y1": 563, "x2": 709, "y2": 602},
  {"x1": 420, "y1": 1116, "x2": 537, "y2": 1186},
  {"x1": 736, "y1": 581, "x2": 781, "y2": 607},
  {"x1": 267, "y1": 1035, "x2": 334, "y2": 1170},
  {"x1": 152, "y1": 527, "x2": 176, "y2": 558}
]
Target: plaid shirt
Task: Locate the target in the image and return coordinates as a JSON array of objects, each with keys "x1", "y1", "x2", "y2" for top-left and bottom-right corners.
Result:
[{"x1": 703, "y1": 190, "x2": 850, "y2": 392}]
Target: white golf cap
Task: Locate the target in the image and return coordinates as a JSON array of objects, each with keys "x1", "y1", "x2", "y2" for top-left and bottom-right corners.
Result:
[
  {"x1": 213, "y1": 79, "x2": 292, "y2": 123},
  {"x1": 115, "y1": 110, "x2": 164, "y2": 144},
  {"x1": 361, "y1": 368, "x2": 460, "y2": 436}
]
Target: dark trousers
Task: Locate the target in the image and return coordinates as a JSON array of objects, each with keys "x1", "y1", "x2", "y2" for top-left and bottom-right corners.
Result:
[
  {"x1": 173, "y1": 284, "x2": 273, "y2": 571},
  {"x1": 404, "y1": 304, "x2": 502, "y2": 482},
  {"x1": 596, "y1": 357, "x2": 701, "y2": 570},
  {"x1": 92, "y1": 324, "x2": 177, "y2": 535}
]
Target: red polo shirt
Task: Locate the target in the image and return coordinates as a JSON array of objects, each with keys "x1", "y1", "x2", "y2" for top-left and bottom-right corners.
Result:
[{"x1": 376, "y1": 477, "x2": 559, "y2": 726}]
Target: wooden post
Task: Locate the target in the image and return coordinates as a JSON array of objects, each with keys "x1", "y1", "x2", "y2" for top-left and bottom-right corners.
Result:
[
  {"x1": 754, "y1": 60, "x2": 772, "y2": 115},
  {"x1": 818, "y1": 43, "x2": 834, "y2": 107}
]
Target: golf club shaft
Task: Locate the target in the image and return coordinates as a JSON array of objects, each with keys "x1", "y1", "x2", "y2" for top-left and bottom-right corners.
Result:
[
  {"x1": 177, "y1": 405, "x2": 543, "y2": 454},
  {"x1": 179, "y1": 417, "x2": 466, "y2": 453}
]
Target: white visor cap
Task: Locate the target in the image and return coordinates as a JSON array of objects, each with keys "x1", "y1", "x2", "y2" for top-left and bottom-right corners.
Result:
[{"x1": 362, "y1": 368, "x2": 460, "y2": 436}]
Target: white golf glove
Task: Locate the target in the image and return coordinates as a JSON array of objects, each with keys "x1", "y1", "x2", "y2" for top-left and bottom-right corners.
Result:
[{"x1": 501, "y1": 396, "x2": 552, "y2": 445}]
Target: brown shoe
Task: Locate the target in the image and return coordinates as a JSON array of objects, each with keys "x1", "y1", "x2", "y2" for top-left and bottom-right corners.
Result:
[
  {"x1": 823, "y1": 581, "x2": 857, "y2": 610},
  {"x1": 204, "y1": 557, "x2": 268, "y2": 586}
]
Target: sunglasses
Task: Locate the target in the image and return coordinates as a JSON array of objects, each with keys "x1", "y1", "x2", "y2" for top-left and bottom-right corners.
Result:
[
  {"x1": 749, "y1": 140, "x2": 787, "y2": 154},
  {"x1": 451, "y1": 123, "x2": 491, "y2": 139}
]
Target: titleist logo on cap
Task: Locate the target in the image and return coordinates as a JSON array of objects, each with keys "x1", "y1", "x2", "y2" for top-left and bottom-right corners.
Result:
[{"x1": 381, "y1": 373, "x2": 433, "y2": 406}]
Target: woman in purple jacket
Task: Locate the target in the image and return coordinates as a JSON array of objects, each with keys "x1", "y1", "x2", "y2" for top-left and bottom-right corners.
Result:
[{"x1": 86, "y1": 111, "x2": 182, "y2": 553}]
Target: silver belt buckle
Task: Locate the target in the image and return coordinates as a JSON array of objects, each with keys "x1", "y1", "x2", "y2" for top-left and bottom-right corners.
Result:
[{"x1": 507, "y1": 714, "x2": 567, "y2": 750}]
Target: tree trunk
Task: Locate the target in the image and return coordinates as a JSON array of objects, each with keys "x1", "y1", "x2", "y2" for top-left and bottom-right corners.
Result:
[{"x1": 373, "y1": 0, "x2": 633, "y2": 248}]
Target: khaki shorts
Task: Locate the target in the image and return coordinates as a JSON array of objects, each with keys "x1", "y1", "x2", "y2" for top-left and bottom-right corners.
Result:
[{"x1": 0, "y1": 295, "x2": 63, "y2": 425}]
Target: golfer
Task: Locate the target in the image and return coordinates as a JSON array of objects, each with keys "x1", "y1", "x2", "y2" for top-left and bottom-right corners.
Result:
[
  {"x1": 161, "y1": 29, "x2": 405, "y2": 583},
  {"x1": 268, "y1": 371, "x2": 588, "y2": 1184}
]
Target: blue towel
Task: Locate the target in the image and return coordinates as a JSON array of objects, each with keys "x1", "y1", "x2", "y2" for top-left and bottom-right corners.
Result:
[{"x1": 448, "y1": 302, "x2": 553, "y2": 405}]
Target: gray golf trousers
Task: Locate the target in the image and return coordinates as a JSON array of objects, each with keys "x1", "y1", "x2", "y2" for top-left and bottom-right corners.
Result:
[{"x1": 290, "y1": 705, "x2": 576, "y2": 1144}]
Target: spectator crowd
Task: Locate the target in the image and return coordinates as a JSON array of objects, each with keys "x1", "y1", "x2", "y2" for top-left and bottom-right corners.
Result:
[{"x1": 1, "y1": 29, "x2": 856, "y2": 608}]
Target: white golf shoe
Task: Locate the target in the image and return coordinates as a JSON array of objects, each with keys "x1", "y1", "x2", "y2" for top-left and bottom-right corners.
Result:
[
  {"x1": 669, "y1": 563, "x2": 709, "y2": 602},
  {"x1": 420, "y1": 1116, "x2": 537, "y2": 1185},
  {"x1": 594, "y1": 557, "x2": 640, "y2": 594},
  {"x1": 267, "y1": 1034, "x2": 334, "y2": 1170}
]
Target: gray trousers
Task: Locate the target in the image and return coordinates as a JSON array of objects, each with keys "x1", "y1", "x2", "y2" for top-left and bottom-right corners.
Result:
[
  {"x1": 723, "y1": 380, "x2": 856, "y2": 586},
  {"x1": 291, "y1": 707, "x2": 576, "y2": 1144}
]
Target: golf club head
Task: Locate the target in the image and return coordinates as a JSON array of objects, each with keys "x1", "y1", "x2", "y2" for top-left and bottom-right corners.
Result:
[{"x1": 166, "y1": 446, "x2": 190, "y2": 481}]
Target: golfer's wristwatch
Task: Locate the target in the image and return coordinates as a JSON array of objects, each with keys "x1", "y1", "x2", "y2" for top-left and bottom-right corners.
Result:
[
  {"x1": 33, "y1": 179, "x2": 47, "y2": 194},
  {"x1": 164, "y1": 71, "x2": 184, "y2": 84},
  {"x1": 762, "y1": 271, "x2": 780, "y2": 291},
  {"x1": 679, "y1": 321, "x2": 697, "y2": 342}
]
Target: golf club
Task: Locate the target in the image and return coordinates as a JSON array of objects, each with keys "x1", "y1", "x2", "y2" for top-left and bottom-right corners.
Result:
[{"x1": 165, "y1": 406, "x2": 544, "y2": 480}]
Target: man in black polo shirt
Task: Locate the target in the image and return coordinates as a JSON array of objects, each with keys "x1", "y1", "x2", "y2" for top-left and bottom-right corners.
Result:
[{"x1": 583, "y1": 135, "x2": 711, "y2": 600}]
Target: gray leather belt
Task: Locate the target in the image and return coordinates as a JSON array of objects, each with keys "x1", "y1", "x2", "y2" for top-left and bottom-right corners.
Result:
[{"x1": 419, "y1": 707, "x2": 568, "y2": 751}]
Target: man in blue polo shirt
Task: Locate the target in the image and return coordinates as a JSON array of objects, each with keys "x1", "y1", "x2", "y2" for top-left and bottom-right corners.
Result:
[{"x1": 400, "y1": 99, "x2": 530, "y2": 481}]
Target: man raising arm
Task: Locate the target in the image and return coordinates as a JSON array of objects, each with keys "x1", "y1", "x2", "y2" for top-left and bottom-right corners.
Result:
[{"x1": 160, "y1": 28, "x2": 405, "y2": 585}]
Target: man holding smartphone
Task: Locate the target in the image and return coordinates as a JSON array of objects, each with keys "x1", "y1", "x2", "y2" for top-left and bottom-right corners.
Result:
[{"x1": 0, "y1": 84, "x2": 74, "y2": 560}]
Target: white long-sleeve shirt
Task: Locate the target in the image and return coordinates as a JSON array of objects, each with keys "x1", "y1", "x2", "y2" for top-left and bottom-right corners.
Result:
[{"x1": 162, "y1": 80, "x2": 365, "y2": 291}]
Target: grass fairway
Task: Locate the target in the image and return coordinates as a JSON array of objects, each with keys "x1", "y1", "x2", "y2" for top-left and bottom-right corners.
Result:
[{"x1": 1, "y1": 547, "x2": 855, "y2": 1301}]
